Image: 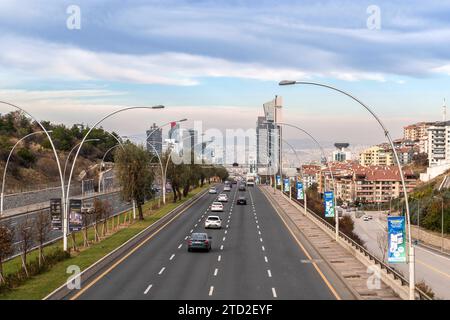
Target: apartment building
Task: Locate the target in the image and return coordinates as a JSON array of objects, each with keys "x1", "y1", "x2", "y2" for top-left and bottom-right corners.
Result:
[
  {"x1": 359, "y1": 145, "x2": 394, "y2": 166},
  {"x1": 403, "y1": 122, "x2": 433, "y2": 141},
  {"x1": 318, "y1": 162, "x2": 418, "y2": 204},
  {"x1": 427, "y1": 121, "x2": 450, "y2": 167}
]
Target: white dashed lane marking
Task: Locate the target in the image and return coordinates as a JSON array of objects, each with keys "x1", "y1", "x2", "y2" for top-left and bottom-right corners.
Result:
[
  {"x1": 209, "y1": 286, "x2": 214, "y2": 296},
  {"x1": 267, "y1": 270, "x2": 272, "y2": 277},
  {"x1": 272, "y1": 288, "x2": 277, "y2": 298},
  {"x1": 169, "y1": 254, "x2": 175, "y2": 261},
  {"x1": 220, "y1": 245, "x2": 224, "y2": 250},
  {"x1": 144, "y1": 284, "x2": 153, "y2": 295},
  {"x1": 214, "y1": 268, "x2": 218, "y2": 276},
  {"x1": 218, "y1": 255, "x2": 222, "y2": 262},
  {"x1": 178, "y1": 244, "x2": 182, "y2": 249},
  {"x1": 158, "y1": 267, "x2": 166, "y2": 275}
]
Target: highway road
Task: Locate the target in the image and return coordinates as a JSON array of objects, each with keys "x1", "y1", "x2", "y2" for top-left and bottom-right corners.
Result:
[
  {"x1": 73, "y1": 184, "x2": 344, "y2": 300},
  {"x1": 351, "y1": 211, "x2": 450, "y2": 299}
]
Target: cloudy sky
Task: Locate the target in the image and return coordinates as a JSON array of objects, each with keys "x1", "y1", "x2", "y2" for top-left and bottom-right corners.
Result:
[{"x1": 0, "y1": 0, "x2": 449, "y2": 145}]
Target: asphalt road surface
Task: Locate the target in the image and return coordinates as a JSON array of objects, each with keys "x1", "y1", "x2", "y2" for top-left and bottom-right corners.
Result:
[{"x1": 75, "y1": 184, "x2": 341, "y2": 300}]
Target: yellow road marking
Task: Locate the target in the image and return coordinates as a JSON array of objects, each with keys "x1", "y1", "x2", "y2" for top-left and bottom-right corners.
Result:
[
  {"x1": 416, "y1": 259, "x2": 450, "y2": 279},
  {"x1": 71, "y1": 192, "x2": 206, "y2": 300},
  {"x1": 263, "y1": 188, "x2": 342, "y2": 300}
]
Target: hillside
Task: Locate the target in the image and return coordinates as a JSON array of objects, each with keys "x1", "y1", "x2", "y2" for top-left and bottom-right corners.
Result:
[{"x1": 0, "y1": 111, "x2": 121, "y2": 193}]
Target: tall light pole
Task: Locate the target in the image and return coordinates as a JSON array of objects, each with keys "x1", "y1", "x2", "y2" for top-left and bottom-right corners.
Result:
[
  {"x1": 1, "y1": 130, "x2": 52, "y2": 216},
  {"x1": 64, "y1": 105, "x2": 165, "y2": 251},
  {"x1": 63, "y1": 139, "x2": 101, "y2": 182},
  {"x1": 279, "y1": 80, "x2": 416, "y2": 300}
]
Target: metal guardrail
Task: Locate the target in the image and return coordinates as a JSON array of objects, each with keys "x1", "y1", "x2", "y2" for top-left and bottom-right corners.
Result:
[{"x1": 280, "y1": 190, "x2": 432, "y2": 300}]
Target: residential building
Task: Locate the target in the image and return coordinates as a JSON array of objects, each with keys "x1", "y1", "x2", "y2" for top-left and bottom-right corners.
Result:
[
  {"x1": 359, "y1": 145, "x2": 394, "y2": 166},
  {"x1": 427, "y1": 121, "x2": 450, "y2": 167},
  {"x1": 146, "y1": 123, "x2": 162, "y2": 155},
  {"x1": 403, "y1": 122, "x2": 433, "y2": 141}
]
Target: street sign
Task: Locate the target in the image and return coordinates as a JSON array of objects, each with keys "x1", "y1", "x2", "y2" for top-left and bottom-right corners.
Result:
[
  {"x1": 388, "y1": 216, "x2": 407, "y2": 263},
  {"x1": 324, "y1": 191, "x2": 335, "y2": 218},
  {"x1": 283, "y1": 178, "x2": 290, "y2": 192},
  {"x1": 296, "y1": 181, "x2": 304, "y2": 200},
  {"x1": 69, "y1": 199, "x2": 83, "y2": 232},
  {"x1": 50, "y1": 198, "x2": 62, "y2": 230}
]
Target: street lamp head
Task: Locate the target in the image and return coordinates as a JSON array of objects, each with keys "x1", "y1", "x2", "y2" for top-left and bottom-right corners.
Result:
[
  {"x1": 178, "y1": 118, "x2": 188, "y2": 122},
  {"x1": 152, "y1": 105, "x2": 165, "y2": 109},
  {"x1": 279, "y1": 80, "x2": 297, "y2": 86}
]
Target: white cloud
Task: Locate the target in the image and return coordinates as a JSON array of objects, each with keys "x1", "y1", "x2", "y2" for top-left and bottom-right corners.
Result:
[{"x1": 0, "y1": 35, "x2": 391, "y2": 86}]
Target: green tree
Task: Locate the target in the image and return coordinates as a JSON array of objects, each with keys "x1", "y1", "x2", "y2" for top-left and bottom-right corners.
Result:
[{"x1": 114, "y1": 143, "x2": 154, "y2": 220}]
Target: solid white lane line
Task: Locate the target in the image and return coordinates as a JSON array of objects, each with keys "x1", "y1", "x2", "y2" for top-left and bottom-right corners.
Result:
[
  {"x1": 169, "y1": 254, "x2": 175, "y2": 261},
  {"x1": 178, "y1": 244, "x2": 182, "y2": 249},
  {"x1": 265, "y1": 256, "x2": 268, "y2": 263},
  {"x1": 214, "y1": 268, "x2": 218, "y2": 276},
  {"x1": 218, "y1": 255, "x2": 221, "y2": 262},
  {"x1": 272, "y1": 288, "x2": 277, "y2": 298},
  {"x1": 209, "y1": 286, "x2": 214, "y2": 296},
  {"x1": 220, "y1": 245, "x2": 224, "y2": 250},
  {"x1": 267, "y1": 270, "x2": 272, "y2": 277},
  {"x1": 144, "y1": 284, "x2": 153, "y2": 295},
  {"x1": 158, "y1": 267, "x2": 166, "y2": 275}
]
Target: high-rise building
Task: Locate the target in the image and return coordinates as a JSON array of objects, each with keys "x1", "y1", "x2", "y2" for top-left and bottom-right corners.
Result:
[
  {"x1": 427, "y1": 121, "x2": 450, "y2": 167},
  {"x1": 168, "y1": 122, "x2": 180, "y2": 142},
  {"x1": 146, "y1": 123, "x2": 162, "y2": 155},
  {"x1": 256, "y1": 97, "x2": 282, "y2": 176}
]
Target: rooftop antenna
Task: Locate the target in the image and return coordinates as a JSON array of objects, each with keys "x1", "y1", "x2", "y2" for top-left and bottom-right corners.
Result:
[{"x1": 443, "y1": 98, "x2": 447, "y2": 122}]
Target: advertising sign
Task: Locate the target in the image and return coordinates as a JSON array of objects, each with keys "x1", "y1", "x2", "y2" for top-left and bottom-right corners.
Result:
[
  {"x1": 324, "y1": 191, "x2": 335, "y2": 218},
  {"x1": 296, "y1": 181, "x2": 304, "y2": 200},
  {"x1": 69, "y1": 199, "x2": 83, "y2": 232},
  {"x1": 283, "y1": 178, "x2": 290, "y2": 192},
  {"x1": 388, "y1": 216, "x2": 407, "y2": 263},
  {"x1": 50, "y1": 198, "x2": 62, "y2": 230},
  {"x1": 276, "y1": 175, "x2": 281, "y2": 186}
]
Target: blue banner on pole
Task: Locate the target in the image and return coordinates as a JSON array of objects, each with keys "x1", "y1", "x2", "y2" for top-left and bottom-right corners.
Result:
[
  {"x1": 283, "y1": 178, "x2": 290, "y2": 192},
  {"x1": 324, "y1": 191, "x2": 335, "y2": 218},
  {"x1": 388, "y1": 216, "x2": 407, "y2": 263},
  {"x1": 276, "y1": 175, "x2": 281, "y2": 186},
  {"x1": 296, "y1": 181, "x2": 304, "y2": 200}
]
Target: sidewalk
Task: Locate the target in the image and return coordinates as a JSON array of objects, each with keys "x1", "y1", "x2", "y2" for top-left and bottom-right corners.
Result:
[{"x1": 260, "y1": 186, "x2": 401, "y2": 300}]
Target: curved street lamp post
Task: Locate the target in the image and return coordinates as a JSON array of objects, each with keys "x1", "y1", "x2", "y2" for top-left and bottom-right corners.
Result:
[
  {"x1": 279, "y1": 80, "x2": 415, "y2": 300},
  {"x1": 1, "y1": 130, "x2": 52, "y2": 216}
]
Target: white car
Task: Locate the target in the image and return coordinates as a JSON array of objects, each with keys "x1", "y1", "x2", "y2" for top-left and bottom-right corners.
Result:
[
  {"x1": 209, "y1": 187, "x2": 217, "y2": 194},
  {"x1": 211, "y1": 202, "x2": 224, "y2": 212},
  {"x1": 223, "y1": 185, "x2": 231, "y2": 192},
  {"x1": 217, "y1": 194, "x2": 228, "y2": 202},
  {"x1": 363, "y1": 216, "x2": 370, "y2": 221},
  {"x1": 205, "y1": 215, "x2": 222, "y2": 229}
]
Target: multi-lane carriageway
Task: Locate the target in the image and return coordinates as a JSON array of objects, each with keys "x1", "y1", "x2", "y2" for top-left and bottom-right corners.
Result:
[{"x1": 71, "y1": 184, "x2": 355, "y2": 300}]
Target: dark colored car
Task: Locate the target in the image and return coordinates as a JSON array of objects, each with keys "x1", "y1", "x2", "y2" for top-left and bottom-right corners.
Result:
[
  {"x1": 187, "y1": 233, "x2": 212, "y2": 252},
  {"x1": 236, "y1": 196, "x2": 247, "y2": 205}
]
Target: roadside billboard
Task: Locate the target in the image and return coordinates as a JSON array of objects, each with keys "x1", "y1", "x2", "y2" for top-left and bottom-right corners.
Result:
[
  {"x1": 276, "y1": 175, "x2": 281, "y2": 186},
  {"x1": 50, "y1": 198, "x2": 62, "y2": 230},
  {"x1": 388, "y1": 216, "x2": 407, "y2": 263},
  {"x1": 324, "y1": 191, "x2": 335, "y2": 218},
  {"x1": 296, "y1": 181, "x2": 304, "y2": 200},
  {"x1": 69, "y1": 199, "x2": 83, "y2": 232}
]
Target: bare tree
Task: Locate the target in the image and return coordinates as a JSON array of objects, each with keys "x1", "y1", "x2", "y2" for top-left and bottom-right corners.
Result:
[
  {"x1": 377, "y1": 227, "x2": 389, "y2": 262},
  {"x1": 102, "y1": 200, "x2": 112, "y2": 237},
  {"x1": 34, "y1": 210, "x2": 51, "y2": 268},
  {"x1": 93, "y1": 198, "x2": 104, "y2": 242},
  {"x1": 18, "y1": 218, "x2": 33, "y2": 277},
  {"x1": 0, "y1": 224, "x2": 14, "y2": 285}
]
